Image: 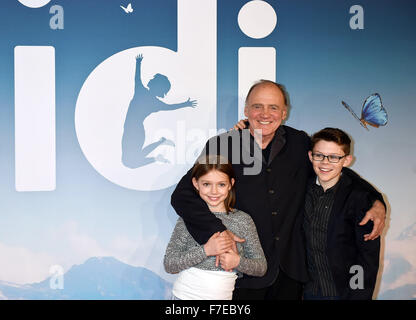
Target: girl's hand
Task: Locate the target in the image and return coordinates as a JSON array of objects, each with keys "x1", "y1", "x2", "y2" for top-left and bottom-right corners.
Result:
[
  {"x1": 214, "y1": 230, "x2": 245, "y2": 267},
  {"x1": 204, "y1": 232, "x2": 234, "y2": 256},
  {"x1": 219, "y1": 250, "x2": 240, "y2": 271}
]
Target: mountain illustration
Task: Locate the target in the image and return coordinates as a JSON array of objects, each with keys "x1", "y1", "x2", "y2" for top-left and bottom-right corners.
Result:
[
  {"x1": 378, "y1": 222, "x2": 416, "y2": 300},
  {"x1": 0, "y1": 257, "x2": 172, "y2": 300},
  {"x1": 380, "y1": 256, "x2": 412, "y2": 286},
  {"x1": 396, "y1": 222, "x2": 416, "y2": 241},
  {"x1": 378, "y1": 284, "x2": 416, "y2": 300}
]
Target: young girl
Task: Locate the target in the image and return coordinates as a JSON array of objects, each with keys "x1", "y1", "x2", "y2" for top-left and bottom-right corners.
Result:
[{"x1": 164, "y1": 155, "x2": 267, "y2": 300}]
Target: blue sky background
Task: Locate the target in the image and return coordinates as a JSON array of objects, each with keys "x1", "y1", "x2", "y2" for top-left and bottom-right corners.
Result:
[{"x1": 0, "y1": 0, "x2": 415, "y2": 298}]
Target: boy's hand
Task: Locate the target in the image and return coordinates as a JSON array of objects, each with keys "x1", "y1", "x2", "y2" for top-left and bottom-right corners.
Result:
[{"x1": 360, "y1": 200, "x2": 386, "y2": 241}]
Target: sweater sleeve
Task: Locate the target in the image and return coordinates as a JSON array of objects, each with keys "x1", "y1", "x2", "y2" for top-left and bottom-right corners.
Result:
[
  {"x1": 163, "y1": 218, "x2": 208, "y2": 274},
  {"x1": 235, "y1": 213, "x2": 267, "y2": 277},
  {"x1": 171, "y1": 138, "x2": 227, "y2": 244}
]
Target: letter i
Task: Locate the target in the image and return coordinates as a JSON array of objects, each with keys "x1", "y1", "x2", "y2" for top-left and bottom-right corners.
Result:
[
  {"x1": 237, "y1": 0, "x2": 277, "y2": 119},
  {"x1": 14, "y1": 46, "x2": 56, "y2": 191}
]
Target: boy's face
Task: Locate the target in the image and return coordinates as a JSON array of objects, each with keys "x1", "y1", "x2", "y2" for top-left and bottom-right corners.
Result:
[{"x1": 308, "y1": 140, "x2": 353, "y2": 190}]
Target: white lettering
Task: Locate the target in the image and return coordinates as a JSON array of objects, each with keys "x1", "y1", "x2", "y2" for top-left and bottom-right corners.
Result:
[{"x1": 349, "y1": 5, "x2": 364, "y2": 30}]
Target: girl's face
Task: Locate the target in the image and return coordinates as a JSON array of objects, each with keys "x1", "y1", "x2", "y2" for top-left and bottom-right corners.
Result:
[{"x1": 192, "y1": 170, "x2": 234, "y2": 213}]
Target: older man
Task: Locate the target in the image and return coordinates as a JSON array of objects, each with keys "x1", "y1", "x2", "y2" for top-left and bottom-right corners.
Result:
[{"x1": 171, "y1": 80, "x2": 385, "y2": 300}]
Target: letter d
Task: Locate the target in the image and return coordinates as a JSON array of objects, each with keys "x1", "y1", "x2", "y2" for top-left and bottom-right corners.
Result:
[{"x1": 75, "y1": 0, "x2": 217, "y2": 191}]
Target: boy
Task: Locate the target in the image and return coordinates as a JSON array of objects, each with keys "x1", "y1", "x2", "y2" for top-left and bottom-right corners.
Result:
[{"x1": 303, "y1": 127, "x2": 381, "y2": 300}]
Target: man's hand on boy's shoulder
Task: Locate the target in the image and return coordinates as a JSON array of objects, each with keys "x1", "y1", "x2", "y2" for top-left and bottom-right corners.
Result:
[{"x1": 360, "y1": 199, "x2": 386, "y2": 241}]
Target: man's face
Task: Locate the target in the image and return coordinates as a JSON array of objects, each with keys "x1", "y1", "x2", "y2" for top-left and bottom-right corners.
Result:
[{"x1": 244, "y1": 83, "x2": 287, "y2": 140}]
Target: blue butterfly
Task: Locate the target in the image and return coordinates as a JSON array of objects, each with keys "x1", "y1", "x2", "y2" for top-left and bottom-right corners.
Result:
[{"x1": 341, "y1": 93, "x2": 388, "y2": 130}]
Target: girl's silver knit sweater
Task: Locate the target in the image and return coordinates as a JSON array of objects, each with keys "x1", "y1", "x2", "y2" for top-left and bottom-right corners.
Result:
[{"x1": 164, "y1": 209, "x2": 267, "y2": 277}]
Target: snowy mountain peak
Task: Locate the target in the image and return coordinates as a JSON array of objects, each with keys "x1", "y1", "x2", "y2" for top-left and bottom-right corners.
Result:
[{"x1": 0, "y1": 256, "x2": 172, "y2": 300}]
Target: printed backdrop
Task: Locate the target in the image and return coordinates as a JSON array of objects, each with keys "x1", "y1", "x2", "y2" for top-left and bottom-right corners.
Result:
[{"x1": 0, "y1": 0, "x2": 415, "y2": 299}]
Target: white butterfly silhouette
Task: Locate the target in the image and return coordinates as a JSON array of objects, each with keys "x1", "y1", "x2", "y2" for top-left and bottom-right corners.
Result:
[{"x1": 120, "y1": 3, "x2": 133, "y2": 13}]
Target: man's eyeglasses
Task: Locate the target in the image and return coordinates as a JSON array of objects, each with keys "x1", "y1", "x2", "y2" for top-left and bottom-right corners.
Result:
[{"x1": 311, "y1": 153, "x2": 348, "y2": 163}]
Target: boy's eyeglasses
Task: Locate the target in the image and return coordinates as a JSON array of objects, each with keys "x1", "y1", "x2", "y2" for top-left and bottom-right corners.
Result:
[{"x1": 311, "y1": 153, "x2": 348, "y2": 163}]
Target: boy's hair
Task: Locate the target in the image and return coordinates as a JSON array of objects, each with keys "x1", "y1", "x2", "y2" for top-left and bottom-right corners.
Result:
[
  {"x1": 311, "y1": 127, "x2": 351, "y2": 155},
  {"x1": 191, "y1": 155, "x2": 236, "y2": 213}
]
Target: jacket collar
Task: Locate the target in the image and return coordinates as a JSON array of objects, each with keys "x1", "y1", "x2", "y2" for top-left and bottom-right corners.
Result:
[{"x1": 326, "y1": 168, "x2": 354, "y2": 235}]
